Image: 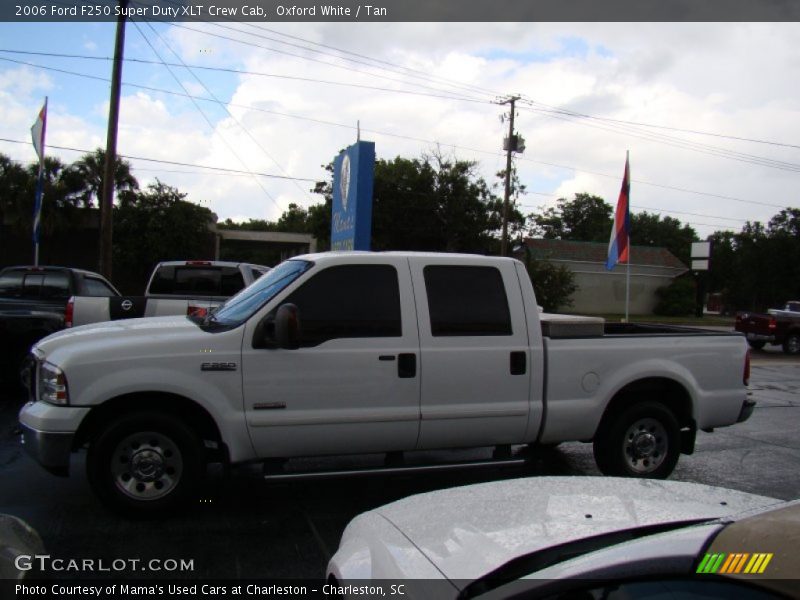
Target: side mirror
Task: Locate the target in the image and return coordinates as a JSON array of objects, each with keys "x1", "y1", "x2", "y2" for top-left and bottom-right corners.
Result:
[{"x1": 274, "y1": 303, "x2": 301, "y2": 349}]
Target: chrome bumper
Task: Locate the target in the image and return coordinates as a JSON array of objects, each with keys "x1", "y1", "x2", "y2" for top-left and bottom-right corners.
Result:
[{"x1": 20, "y1": 421, "x2": 74, "y2": 477}]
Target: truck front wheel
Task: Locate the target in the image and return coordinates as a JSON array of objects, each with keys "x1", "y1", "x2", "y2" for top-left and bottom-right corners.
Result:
[
  {"x1": 87, "y1": 412, "x2": 203, "y2": 515},
  {"x1": 593, "y1": 401, "x2": 680, "y2": 479}
]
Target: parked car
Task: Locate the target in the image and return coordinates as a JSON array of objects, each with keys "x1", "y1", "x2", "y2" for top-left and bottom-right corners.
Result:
[
  {"x1": 0, "y1": 265, "x2": 119, "y2": 387},
  {"x1": 327, "y1": 476, "x2": 795, "y2": 599},
  {"x1": 67, "y1": 260, "x2": 269, "y2": 326},
  {"x1": 735, "y1": 301, "x2": 800, "y2": 354},
  {"x1": 19, "y1": 252, "x2": 753, "y2": 513}
]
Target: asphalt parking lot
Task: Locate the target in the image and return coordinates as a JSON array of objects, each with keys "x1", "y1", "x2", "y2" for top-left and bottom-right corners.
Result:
[{"x1": 1, "y1": 348, "x2": 799, "y2": 580}]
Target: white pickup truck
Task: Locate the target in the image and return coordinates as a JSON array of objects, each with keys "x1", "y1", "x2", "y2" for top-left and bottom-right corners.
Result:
[
  {"x1": 19, "y1": 252, "x2": 754, "y2": 514},
  {"x1": 67, "y1": 260, "x2": 269, "y2": 326}
]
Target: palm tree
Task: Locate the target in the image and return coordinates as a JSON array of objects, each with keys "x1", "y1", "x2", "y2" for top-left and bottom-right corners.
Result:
[{"x1": 66, "y1": 149, "x2": 139, "y2": 209}]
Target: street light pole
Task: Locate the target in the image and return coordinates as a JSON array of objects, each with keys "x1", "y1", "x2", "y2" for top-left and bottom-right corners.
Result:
[{"x1": 98, "y1": 0, "x2": 128, "y2": 280}]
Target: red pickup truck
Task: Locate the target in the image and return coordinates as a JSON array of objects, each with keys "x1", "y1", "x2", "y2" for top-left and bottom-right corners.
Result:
[{"x1": 735, "y1": 301, "x2": 800, "y2": 354}]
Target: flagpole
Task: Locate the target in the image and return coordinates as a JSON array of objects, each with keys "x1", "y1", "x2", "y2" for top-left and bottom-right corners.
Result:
[{"x1": 625, "y1": 150, "x2": 630, "y2": 322}]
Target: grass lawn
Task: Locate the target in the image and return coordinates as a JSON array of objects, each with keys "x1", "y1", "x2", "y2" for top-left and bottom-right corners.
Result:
[{"x1": 568, "y1": 313, "x2": 735, "y2": 327}]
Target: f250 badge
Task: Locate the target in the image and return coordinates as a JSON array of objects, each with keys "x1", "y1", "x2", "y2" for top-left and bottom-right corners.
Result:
[{"x1": 201, "y1": 362, "x2": 237, "y2": 372}]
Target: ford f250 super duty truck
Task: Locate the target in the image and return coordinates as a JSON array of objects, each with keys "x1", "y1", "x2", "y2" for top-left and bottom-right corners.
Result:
[{"x1": 18, "y1": 252, "x2": 754, "y2": 514}]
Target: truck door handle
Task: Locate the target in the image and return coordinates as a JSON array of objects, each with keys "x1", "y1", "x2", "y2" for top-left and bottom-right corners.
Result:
[
  {"x1": 510, "y1": 351, "x2": 527, "y2": 375},
  {"x1": 398, "y1": 353, "x2": 416, "y2": 378}
]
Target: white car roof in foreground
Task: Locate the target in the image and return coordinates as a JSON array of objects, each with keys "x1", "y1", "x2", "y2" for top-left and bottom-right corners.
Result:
[{"x1": 367, "y1": 476, "x2": 780, "y2": 583}]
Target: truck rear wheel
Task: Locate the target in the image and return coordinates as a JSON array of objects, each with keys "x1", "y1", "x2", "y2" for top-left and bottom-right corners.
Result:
[
  {"x1": 593, "y1": 401, "x2": 680, "y2": 479},
  {"x1": 87, "y1": 411, "x2": 203, "y2": 515},
  {"x1": 783, "y1": 333, "x2": 800, "y2": 355}
]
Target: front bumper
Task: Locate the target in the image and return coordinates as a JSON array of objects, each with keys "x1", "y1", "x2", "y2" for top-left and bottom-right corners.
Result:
[
  {"x1": 738, "y1": 398, "x2": 756, "y2": 423},
  {"x1": 18, "y1": 401, "x2": 89, "y2": 477},
  {"x1": 19, "y1": 422, "x2": 74, "y2": 476}
]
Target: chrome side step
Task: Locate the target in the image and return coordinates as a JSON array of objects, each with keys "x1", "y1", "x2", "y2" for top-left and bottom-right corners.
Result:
[{"x1": 262, "y1": 457, "x2": 529, "y2": 482}]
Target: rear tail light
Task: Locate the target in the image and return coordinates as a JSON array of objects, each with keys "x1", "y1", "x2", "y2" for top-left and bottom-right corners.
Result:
[
  {"x1": 744, "y1": 349, "x2": 751, "y2": 386},
  {"x1": 187, "y1": 305, "x2": 208, "y2": 318},
  {"x1": 65, "y1": 297, "x2": 74, "y2": 328},
  {"x1": 768, "y1": 317, "x2": 777, "y2": 331}
]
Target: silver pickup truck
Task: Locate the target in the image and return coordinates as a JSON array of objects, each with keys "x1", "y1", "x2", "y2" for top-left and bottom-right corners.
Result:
[
  {"x1": 19, "y1": 252, "x2": 754, "y2": 514},
  {"x1": 67, "y1": 260, "x2": 269, "y2": 326}
]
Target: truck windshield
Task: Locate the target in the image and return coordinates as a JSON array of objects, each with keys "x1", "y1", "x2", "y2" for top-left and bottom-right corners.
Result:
[{"x1": 208, "y1": 260, "x2": 312, "y2": 326}]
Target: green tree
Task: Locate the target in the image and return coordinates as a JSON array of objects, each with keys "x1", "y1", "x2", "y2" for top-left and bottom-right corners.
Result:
[
  {"x1": 630, "y1": 211, "x2": 698, "y2": 265},
  {"x1": 530, "y1": 193, "x2": 612, "y2": 242},
  {"x1": 654, "y1": 277, "x2": 696, "y2": 316},
  {"x1": 113, "y1": 180, "x2": 216, "y2": 293},
  {"x1": 65, "y1": 149, "x2": 139, "y2": 209},
  {"x1": 520, "y1": 247, "x2": 577, "y2": 312}
]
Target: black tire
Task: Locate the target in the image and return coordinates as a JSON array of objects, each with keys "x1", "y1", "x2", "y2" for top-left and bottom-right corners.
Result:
[
  {"x1": 593, "y1": 401, "x2": 680, "y2": 479},
  {"x1": 87, "y1": 411, "x2": 203, "y2": 515},
  {"x1": 782, "y1": 333, "x2": 800, "y2": 355},
  {"x1": 747, "y1": 340, "x2": 766, "y2": 351}
]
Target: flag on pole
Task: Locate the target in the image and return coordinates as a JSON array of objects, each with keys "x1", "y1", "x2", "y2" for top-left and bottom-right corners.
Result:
[
  {"x1": 31, "y1": 98, "x2": 47, "y2": 245},
  {"x1": 605, "y1": 154, "x2": 631, "y2": 270},
  {"x1": 31, "y1": 99, "x2": 47, "y2": 162}
]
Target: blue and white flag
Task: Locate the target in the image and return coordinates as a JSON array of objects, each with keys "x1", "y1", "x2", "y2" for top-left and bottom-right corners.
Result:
[{"x1": 31, "y1": 98, "x2": 47, "y2": 244}]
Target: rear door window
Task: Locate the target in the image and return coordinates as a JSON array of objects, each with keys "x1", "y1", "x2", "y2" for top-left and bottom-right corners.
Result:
[{"x1": 423, "y1": 265, "x2": 512, "y2": 336}]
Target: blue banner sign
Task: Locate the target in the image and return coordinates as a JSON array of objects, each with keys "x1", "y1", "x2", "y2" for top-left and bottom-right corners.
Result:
[{"x1": 331, "y1": 141, "x2": 375, "y2": 251}]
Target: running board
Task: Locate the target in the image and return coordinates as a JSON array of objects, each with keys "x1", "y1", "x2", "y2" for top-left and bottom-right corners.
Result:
[{"x1": 262, "y1": 457, "x2": 529, "y2": 482}]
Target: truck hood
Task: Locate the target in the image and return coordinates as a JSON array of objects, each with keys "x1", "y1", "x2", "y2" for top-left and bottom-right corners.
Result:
[
  {"x1": 369, "y1": 476, "x2": 779, "y2": 583},
  {"x1": 34, "y1": 316, "x2": 210, "y2": 363}
]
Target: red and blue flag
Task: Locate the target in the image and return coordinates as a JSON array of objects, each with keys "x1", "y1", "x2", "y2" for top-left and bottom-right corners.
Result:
[{"x1": 606, "y1": 154, "x2": 630, "y2": 270}]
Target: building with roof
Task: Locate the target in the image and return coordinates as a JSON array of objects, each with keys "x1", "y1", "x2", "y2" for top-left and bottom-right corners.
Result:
[{"x1": 521, "y1": 238, "x2": 688, "y2": 314}]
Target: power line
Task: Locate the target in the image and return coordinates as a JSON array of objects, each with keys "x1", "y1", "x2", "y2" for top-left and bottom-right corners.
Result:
[
  {"x1": 0, "y1": 55, "x2": 785, "y2": 212},
  {"x1": 0, "y1": 137, "x2": 317, "y2": 181},
  {"x1": 519, "y1": 98, "x2": 800, "y2": 150},
  {"x1": 0, "y1": 48, "x2": 490, "y2": 104},
  {"x1": 140, "y1": 21, "x2": 314, "y2": 203}
]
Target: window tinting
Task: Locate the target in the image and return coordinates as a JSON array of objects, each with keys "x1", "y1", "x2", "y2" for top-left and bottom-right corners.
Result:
[
  {"x1": 220, "y1": 267, "x2": 246, "y2": 296},
  {"x1": 148, "y1": 266, "x2": 175, "y2": 294},
  {"x1": 40, "y1": 272, "x2": 70, "y2": 299},
  {"x1": 281, "y1": 265, "x2": 401, "y2": 346},
  {"x1": 83, "y1": 277, "x2": 117, "y2": 297},
  {"x1": 424, "y1": 266, "x2": 512, "y2": 336},
  {"x1": 149, "y1": 266, "x2": 245, "y2": 297},
  {"x1": 22, "y1": 274, "x2": 44, "y2": 298},
  {"x1": 0, "y1": 272, "x2": 23, "y2": 297}
]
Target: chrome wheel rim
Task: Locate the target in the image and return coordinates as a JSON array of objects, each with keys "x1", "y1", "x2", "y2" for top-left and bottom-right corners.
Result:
[
  {"x1": 111, "y1": 431, "x2": 183, "y2": 501},
  {"x1": 623, "y1": 418, "x2": 667, "y2": 474},
  {"x1": 788, "y1": 336, "x2": 800, "y2": 354}
]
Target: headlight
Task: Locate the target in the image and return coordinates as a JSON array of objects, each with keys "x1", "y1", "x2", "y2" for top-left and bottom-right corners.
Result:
[{"x1": 38, "y1": 362, "x2": 69, "y2": 405}]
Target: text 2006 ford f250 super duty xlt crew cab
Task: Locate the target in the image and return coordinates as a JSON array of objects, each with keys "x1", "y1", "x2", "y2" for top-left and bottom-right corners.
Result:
[{"x1": 18, "y1": 252, "x2": 755, "y2": 514}]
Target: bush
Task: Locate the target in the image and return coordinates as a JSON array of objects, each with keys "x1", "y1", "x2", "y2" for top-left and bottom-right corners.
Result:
[
  {"x1": 654, "y1": 277, "x2": 696, "y2": 316},
  {"x1": 524, "y1": 256, "x2": 577, "y2": 312}
]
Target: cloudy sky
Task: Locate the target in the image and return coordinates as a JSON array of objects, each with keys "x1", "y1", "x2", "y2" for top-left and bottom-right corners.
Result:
[{"x1": 1, "y1": 20, "x2": 799, "y2": 239}]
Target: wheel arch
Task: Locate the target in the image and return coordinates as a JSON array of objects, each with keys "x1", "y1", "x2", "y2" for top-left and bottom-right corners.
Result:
[
  {"x1": 596, "y1": 376, "x2": 695, "y2": 438},
  {"x1": 73, "y1": 392, "x2": 226, "y2": 460}
]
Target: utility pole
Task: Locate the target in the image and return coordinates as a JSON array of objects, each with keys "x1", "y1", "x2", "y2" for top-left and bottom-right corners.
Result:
[
  {"x1": 500, "y1": 95, "x2": 521, "y2": 257},
  {"x1": 98, "y1": 0, "x2": 128, "y2": 280}
]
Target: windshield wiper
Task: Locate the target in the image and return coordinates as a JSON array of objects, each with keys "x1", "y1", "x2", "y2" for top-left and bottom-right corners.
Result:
[{"x1": 457, "y1": 518, "x2": 714, "y2": 599}]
